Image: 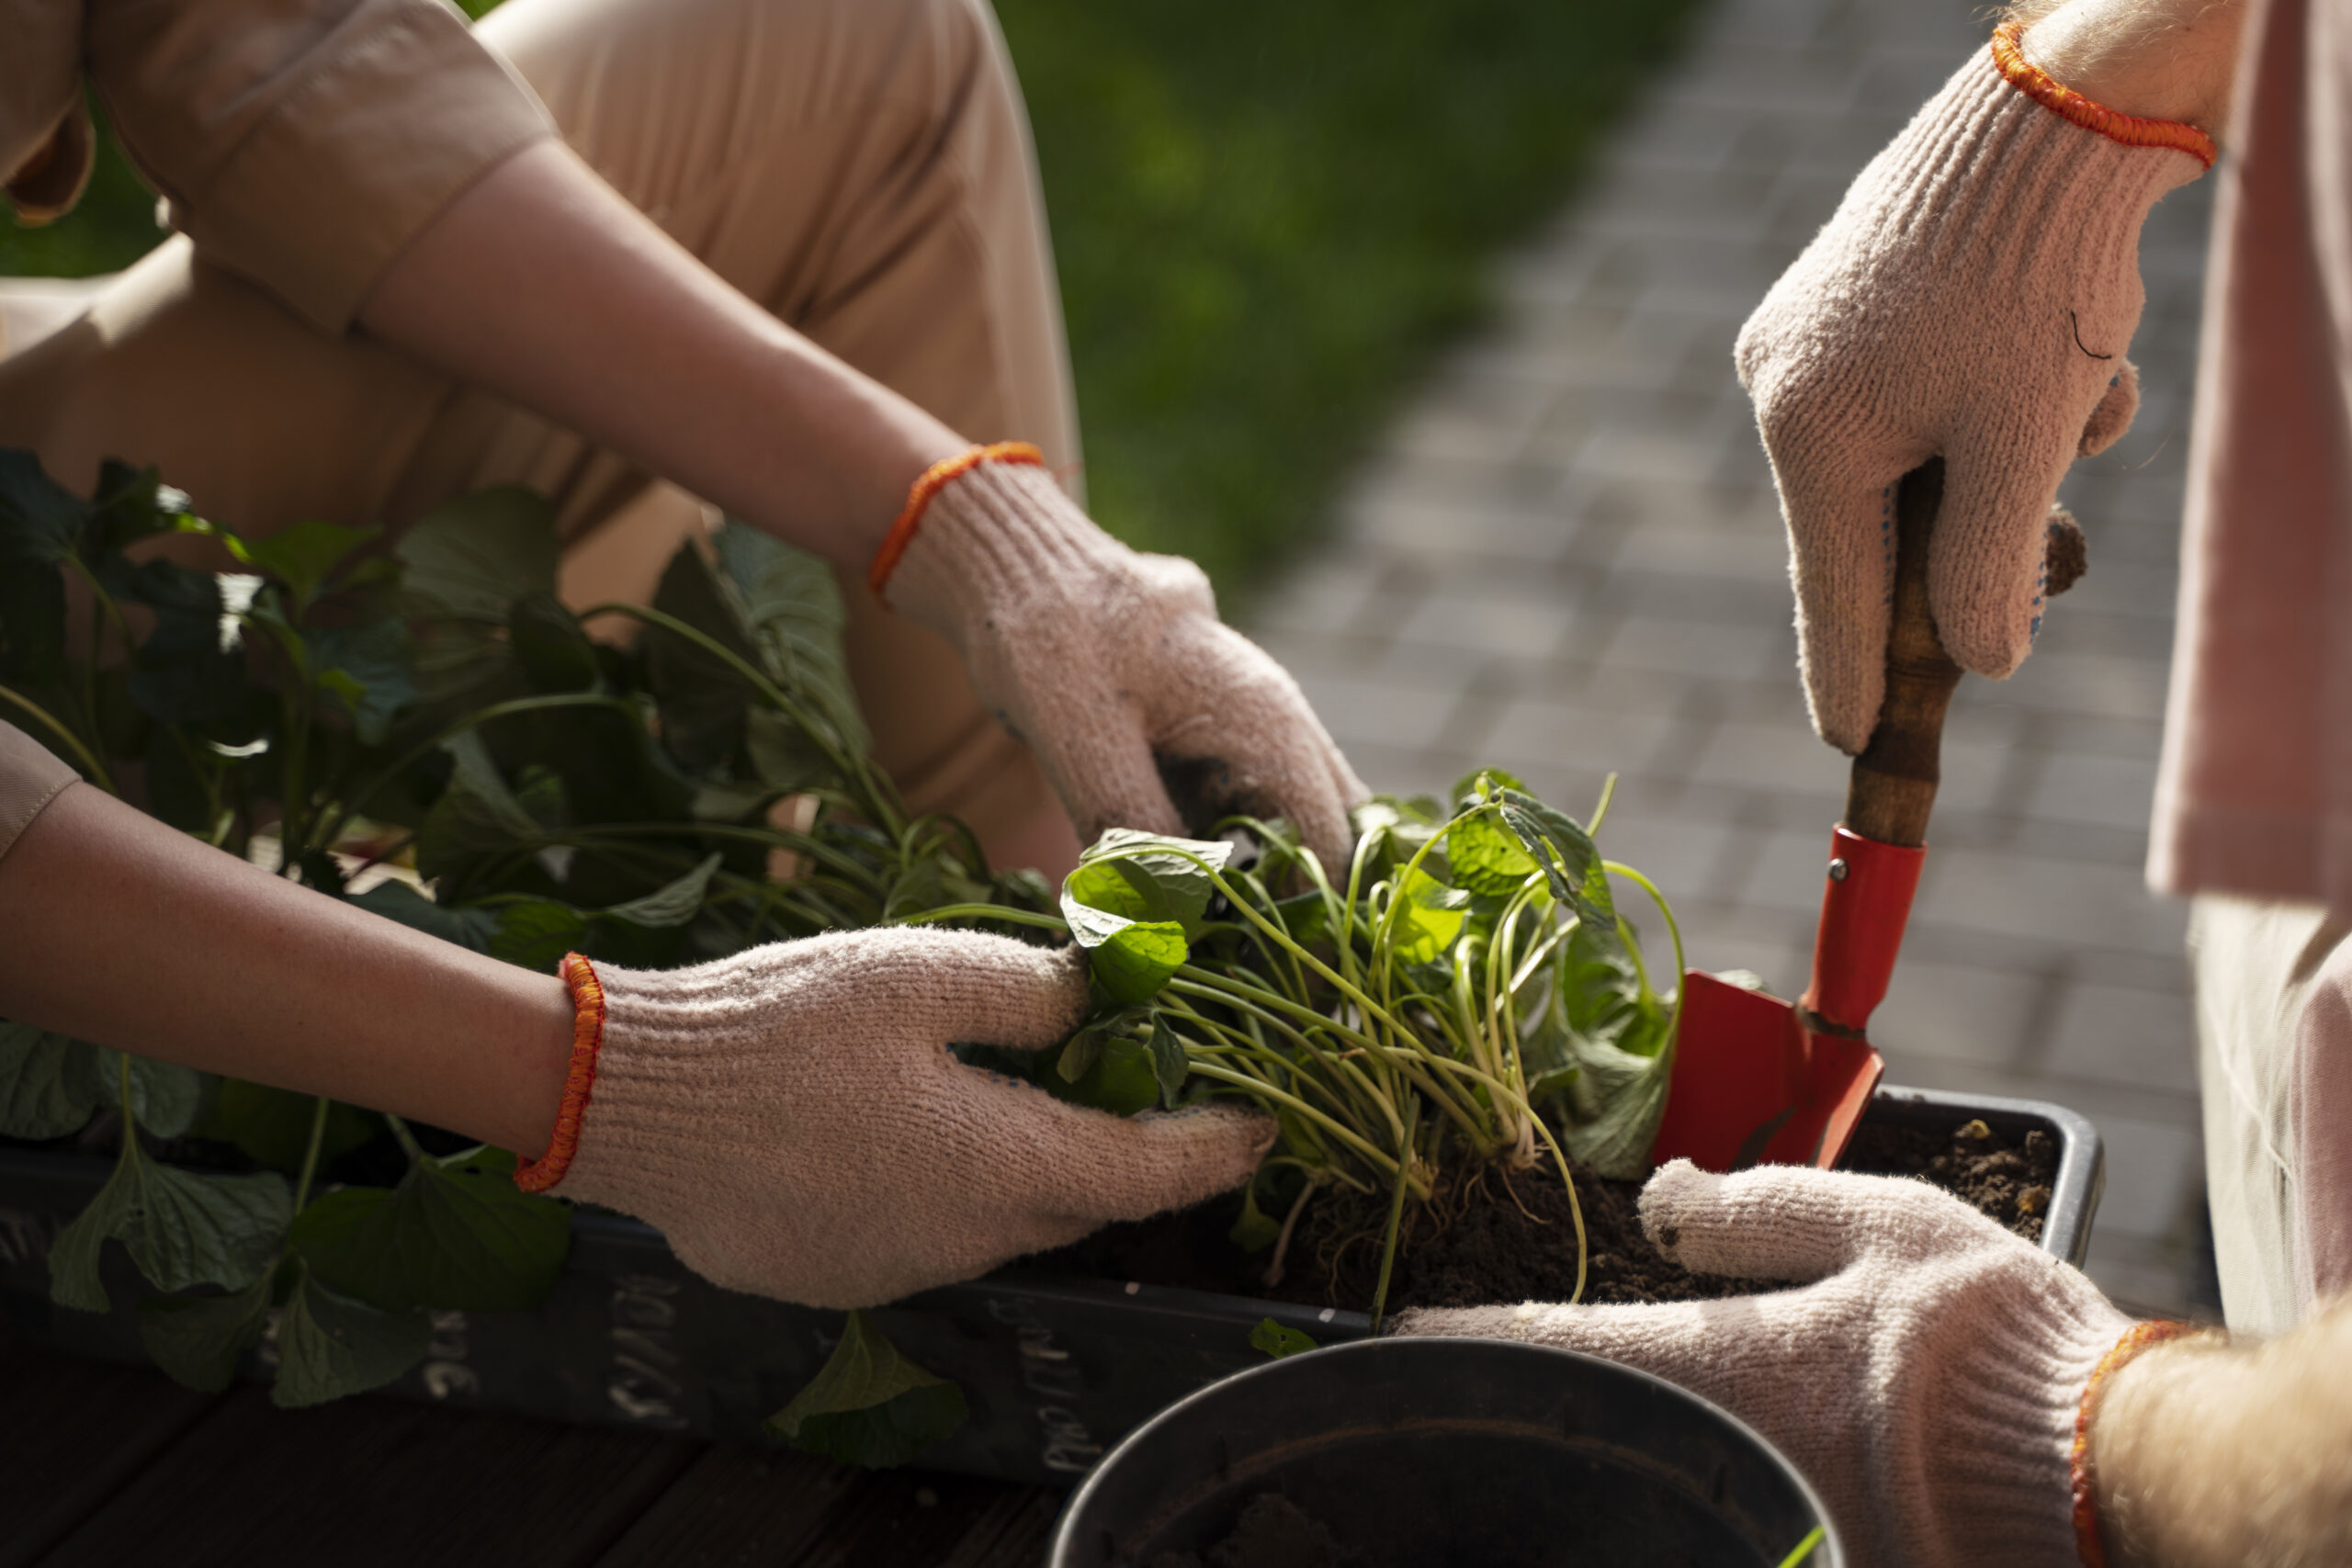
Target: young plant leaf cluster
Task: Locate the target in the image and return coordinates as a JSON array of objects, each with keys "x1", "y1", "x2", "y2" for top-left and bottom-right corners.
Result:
[
  {"x1": 0, "y1": 451, "x2": 1042, "y2": 1415},
  {"x1": 922, "y1": 772, "x2": 1685, "y2": 1319}
]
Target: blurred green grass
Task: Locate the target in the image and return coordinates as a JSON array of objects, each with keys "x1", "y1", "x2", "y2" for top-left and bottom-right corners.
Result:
[{"x1": 4, "y1": 0, "x2": 1700, "y2": 602}]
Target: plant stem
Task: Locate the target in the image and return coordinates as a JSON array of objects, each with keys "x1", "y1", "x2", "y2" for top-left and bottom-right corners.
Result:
[
  {"x1": 0, "y1": 682, "x2": 116, "y2": 792},
  {"x1": 1773, "y1": 1527, "x2": 1826, "y2": 1568},
  {"x1": 317, "y1": 692, "x2": 635, "y2": 852},
  {"x1": 291, "y1": 1095, "x2": 333, "y2": 1211},
  {"x1": 384, "y1": 1111, "x2": 429, "y2": 1166},
  {"x1": 1367, "y1": 1096, "x2": 1420, "y2": 1333},
  {"x1": 888, "y1": 903, "x2": 1070, "y2": 934}
]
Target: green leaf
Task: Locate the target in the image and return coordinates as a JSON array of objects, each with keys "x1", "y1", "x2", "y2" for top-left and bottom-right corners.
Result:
[
  {"x1": 289, "y1": 1145, "x2": 571, "y2": 1313},
  {"x1": 199, "y1": 1083, "x2": 378, "y2": 1175},
  {"x1": 1058, "y1": 898, "x2": 1188, "y2": 1006},
  {"x1": 272, "y1": 1261, "x2": 431, "y2": 1408},
  {"x1": 85, "y1": 458, "x2": 196, "y2": 560},
  {"x1": 485, "y1": 899, "x2": 591, "y2": 971},
  {"x1": 93, "y1": 1051, "x2": 206, "y2": 1139},
  {"x1": 1388, "y1": 865, "x2": 1467, "y2": 966},
  {"x1": 50, "y1": 1145, "x2": 289, "y2": 1313},
  {"x1": 765, "y1": 1310, "x2": 968, "y2": 1468},
  {"x1": 1540, "y1": 915, "x2": 1677, "y2": 1180},
  {"x1": 1229, "y1": 1177, "x2": 1282, "y2": 1253},
  {"x1": 506, "y1": 591, "x2": 601, "y2": 694},
  {"x1": 414, "y1": 730, "x2": 544, "y2": 888},
  {"x1": 1554, "y1": 1032, "x2": 1674, "y2": 1180},
  {"x1": 713, "y1": 524, "x2": 869, "y2": 757},
  {"x1": 0, "y1": 1022, "x2": 104, "y2": 1139},
  {"x1": 0, "y1": 448, "x2": 85, "y2": 568},
  {"x1": 395, "y1": 487, "x2": 560, "y2": 622},
  {"x1": 1146, "y1": 1016, "x2": 1189, "y2": 1109},
  {"x1": 139, "y1": 1273, "x2": 272, "y2": 1392},
  {"x1": 1450, "y1": 767, "x2": 1528, "y2": 807},
  {"x1": 1072, "y1": 829, "x2": 1232, "y2": 936},
  {"x1": 647, "y1": 542, "x2": 769, "y2": 774},
  {"x1": 605, "y1": 853, "x2": 724, "y2": 930},
  {"x1": 1446, "y1": 807, "x2": 1538, "y2": 897},
  {"x1": 349, "y1": 881, "x2": 499, "y2": 953},
  {"x1": 1250, "y1": 1317, "x2": 1317, "y2": 1359},
  {"x1": 110, "y1": 558, "x2": 254, "y2": 725},
  {"x1": 306, "y1": 620, "x2": 416, "y2": 746},
  {"x1": 1498, "y1": 789, "x2": 1603, "y2": 916},
  {"x1": 226, "y1": 521, "x2": 379, "y2": 608}
]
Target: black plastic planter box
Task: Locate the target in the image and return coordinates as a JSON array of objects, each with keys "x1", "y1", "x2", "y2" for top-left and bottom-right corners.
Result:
[{"x1": 0, "y1": 1083, "x2": 2100, "y2": 1488}]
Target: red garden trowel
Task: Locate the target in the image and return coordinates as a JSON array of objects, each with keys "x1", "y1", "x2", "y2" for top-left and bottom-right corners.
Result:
[{"x1": 1649, "y1": 458, "x2": 2014, "y2": 1173}]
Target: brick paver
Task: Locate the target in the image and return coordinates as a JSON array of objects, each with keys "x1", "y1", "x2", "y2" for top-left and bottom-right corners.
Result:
[{"x1": 1250, "y1": 0, "x2": 2219, "y2": 1314}]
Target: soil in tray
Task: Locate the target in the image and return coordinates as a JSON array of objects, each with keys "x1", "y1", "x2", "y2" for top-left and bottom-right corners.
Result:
[{"x1": 1042, "y1": 1115, "x2": 2059, "y2": 1314}]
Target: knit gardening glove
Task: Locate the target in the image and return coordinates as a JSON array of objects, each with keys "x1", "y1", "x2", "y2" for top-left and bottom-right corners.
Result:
[
  {"x1": 515, "y1": 928, "x2": 1273, "y2": 1309},
  {"x1": 1392, "y1": 1161, "x2": 2165, "y2": 1568},
  {"x1": 874, "y1": 446, "x2": 1367, "y2": 872},
  {"x1": 1736, "y1": 23, "x2": 2212, "y2": 752}
]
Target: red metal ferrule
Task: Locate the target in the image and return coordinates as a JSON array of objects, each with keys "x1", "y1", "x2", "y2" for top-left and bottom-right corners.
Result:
[{"x1": 1801, "y1": 827, "x2": 1927, "y2": 1036}]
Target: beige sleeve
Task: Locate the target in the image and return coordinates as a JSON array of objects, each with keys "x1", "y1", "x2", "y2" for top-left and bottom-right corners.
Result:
[
  {"x1": 83, "y1": 0, "x2": 558, "y2": 333},
  {"x1": 0, "y1": 720, "x2": 78, "y2": 869}
]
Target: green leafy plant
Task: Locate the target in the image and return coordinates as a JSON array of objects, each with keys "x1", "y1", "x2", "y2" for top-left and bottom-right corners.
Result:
[
  {"x1": 0, "y1": 448, "x2": 1681, "y2": 1459},
  {"x1": 0, "y1": 451, "x2": 1043, "y2": 1416},
  {"x1": 920, "y1": 773, "x2": 1682, "y2": 1324}
]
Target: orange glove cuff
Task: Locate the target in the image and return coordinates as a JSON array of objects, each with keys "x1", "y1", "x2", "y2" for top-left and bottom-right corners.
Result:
[
  {"x1": 514, "y1": 953, "x2": 606, "y2": 1194},
  {"x1": 867, "y1": 441, "x2": 1046, "y2": 604},
  {"x1": 2070, "y1": 1317, "x2": 2199, "y2": 1566},
  {"x1": 1991, "y1": 22, "x2": 2216, "y2": 170}
]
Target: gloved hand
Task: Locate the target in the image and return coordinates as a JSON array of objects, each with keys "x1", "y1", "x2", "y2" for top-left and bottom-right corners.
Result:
[
  {"x1": 1736, "y1": 23, "x2": 2212, "y2": 752},
  {"x1": 1392, "y1": 1161, "x2": 2161, "y2": 1568},
  {"x1": 515, "y1": 927, "x2": 1273, "y2": 1309},
  {"x1": 876, "y1": 445, "x2": 1367, "y2": 871}
]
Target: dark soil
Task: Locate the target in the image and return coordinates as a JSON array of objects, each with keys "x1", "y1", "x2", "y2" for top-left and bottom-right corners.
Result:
[
  {"x1": 1044, "y1": 1115, "x2": 2059, "y2": 1313},
  {"x1": 1842, "y1": 1117, "x2": 2057, "y2": 1245},
  {"x1": 1151, "y1": 1495, "x2": 1350, "y2": 1568}
]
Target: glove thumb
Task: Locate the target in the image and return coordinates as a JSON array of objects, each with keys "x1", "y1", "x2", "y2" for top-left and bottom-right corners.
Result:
[{"x1": 1638, "y1": 1159, "x2": 2004, "y2": 1281}]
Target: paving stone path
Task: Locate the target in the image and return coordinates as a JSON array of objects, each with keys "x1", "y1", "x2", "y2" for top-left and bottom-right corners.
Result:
[{"x1": 1247, "y1": 0, "x2": 2218, "y2": 1314}]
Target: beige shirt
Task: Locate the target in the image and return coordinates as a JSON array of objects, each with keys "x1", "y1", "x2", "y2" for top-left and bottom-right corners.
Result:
[
  {"x1": 0, "y1": 720, "x2": 75, "y2": 865},
  {"x1": 2, "y1": 0, "x2": 555, "y2": 333}
]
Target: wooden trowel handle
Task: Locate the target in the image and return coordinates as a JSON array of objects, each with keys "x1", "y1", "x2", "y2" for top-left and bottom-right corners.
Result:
[{"x1": 1843, "y1": 459, "x2": 1962, "y2": 848}]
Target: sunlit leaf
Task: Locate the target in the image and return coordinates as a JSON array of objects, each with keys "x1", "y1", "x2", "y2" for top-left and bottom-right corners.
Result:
[{"x1": 1250, "y1": 1317, "x2": 1317, "y2": 1359}]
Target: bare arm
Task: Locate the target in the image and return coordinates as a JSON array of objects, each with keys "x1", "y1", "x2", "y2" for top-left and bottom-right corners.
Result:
[
  {"x1": 2015, "y1": 0, "x2": 2249, "y2": 130},
  {"x1": 356, "y1": 139, "x2": 966, "y2": 569},
  {"x1": 2094, "y1": 1296, "x2": 2352, "y2": 1567},
  {"x1": 0, "y1": 784, "x2": 573, "y2": 1155}
]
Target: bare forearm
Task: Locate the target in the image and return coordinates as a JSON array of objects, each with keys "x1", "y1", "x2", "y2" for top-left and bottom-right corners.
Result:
[
  {"x1": 0, "y1": 786, "x2": 573, "y2": 1154},
  {"x1": 2016, "y1": 0, "x2": 2249, "y2": 130},
  {"x1": 357, "y1": 141, "x2": 964, "y2": 569},
  {"x1": 2094, "y1": 1298, "x2": 2352, "y2": 1567}
]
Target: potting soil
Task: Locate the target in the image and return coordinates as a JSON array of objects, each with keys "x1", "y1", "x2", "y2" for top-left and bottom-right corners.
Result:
[
  {"x1": 1044, "y1": 1116, "x2": 2060, "y2": 1313},
  {"x1": 1149, "y1": 1494, "x2": 1351, "y2": 1568}
]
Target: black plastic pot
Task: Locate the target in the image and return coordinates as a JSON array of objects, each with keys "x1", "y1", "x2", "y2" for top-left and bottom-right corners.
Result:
[
  {"x1": 1048, "y1": 1337, "x2": 1840, "y2": 1568},
  {"x1": 0, "y1": 1083, "x2": 2098, "y2": 1487}
]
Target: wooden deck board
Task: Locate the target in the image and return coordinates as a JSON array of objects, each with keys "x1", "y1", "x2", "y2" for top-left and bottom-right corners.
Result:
[
  {"x1": 594, "y1": 1446, "x2": 1063, "y2": 1568},
  {"x1": 0, "y1": 1342, "x2": 219, "y2": 1568},
  {"x1": 31, "y1": 1384, "x2": 702, "y2": 1568},
  {"x1": 0, "y1": 1338, "x2": 1064, "y2": 1566}
]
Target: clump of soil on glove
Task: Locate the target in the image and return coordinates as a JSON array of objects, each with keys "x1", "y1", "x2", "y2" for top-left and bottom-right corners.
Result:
[
  {"x1": 1151, "y1": 1495, "x2": 1351, "y2": 1568},
  {"x1": 1048, "y1": 1116, "x2": 2057, "y2": 1313}
]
